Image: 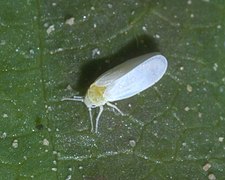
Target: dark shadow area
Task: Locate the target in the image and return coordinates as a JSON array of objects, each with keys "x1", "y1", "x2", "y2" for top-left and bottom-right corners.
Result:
[
  {"x1": 35, "y1": 116, "x2": 44, "y2": 130},
  {"x1": 75, "y1": 34, "x2": 159, "y2": 95}
]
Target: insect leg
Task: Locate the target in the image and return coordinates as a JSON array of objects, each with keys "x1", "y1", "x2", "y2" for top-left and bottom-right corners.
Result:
[
  {"x1": 106, "y1": 102, "x2": 124, "y2": 116},
  {"x1": 88, "y1": 108, "x2": 94, "y2": 133},
  {"x1": 95, "y1": 106, "x2": 104, "y2": 133}
]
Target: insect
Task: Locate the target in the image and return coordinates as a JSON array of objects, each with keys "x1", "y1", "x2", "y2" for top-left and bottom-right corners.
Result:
[{"x1": 62, "y1": 53, "x2": 168, "y2": 133}]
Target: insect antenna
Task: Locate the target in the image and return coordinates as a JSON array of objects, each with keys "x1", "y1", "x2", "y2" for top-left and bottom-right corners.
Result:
[{"x1": 61, "y1": 96, "x2": 84, "y2": 102}]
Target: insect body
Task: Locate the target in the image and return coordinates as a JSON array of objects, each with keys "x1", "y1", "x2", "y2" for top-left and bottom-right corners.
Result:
[{"x1": 62, "y1": 53, "x2": 168, "y2": 133}]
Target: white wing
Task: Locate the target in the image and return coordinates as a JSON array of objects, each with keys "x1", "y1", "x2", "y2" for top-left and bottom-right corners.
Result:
[{"x1": 100, "y1": 54, "x2": 168, "y2": 102}]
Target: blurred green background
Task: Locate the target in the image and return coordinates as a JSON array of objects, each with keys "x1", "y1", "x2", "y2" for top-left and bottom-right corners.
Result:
[{"x1": 0, "y1": 0, "x2": 225, "y2": 179}]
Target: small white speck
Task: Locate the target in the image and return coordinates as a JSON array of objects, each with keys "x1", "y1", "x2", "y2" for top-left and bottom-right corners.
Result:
[
  {"x1": 53, "y1": 160, "x2": 57, "y2": 165},
  {"x1": 155, "y1": 34, "x2": 160, "y2": 39},
  {"x1": 142, "y1": 26, "x2": 147, "y2": 31},
  {"x1": 213, "y1": 63, "x2": 218, "y2": 71},
  {"x1": 180, "y1": 66, "x2": 184, "y2": 71},
  {"x1": 184, "y1": 106, "x2": 190, "y2": 111},
  {"x1": 44, "y1": 22, "x2": 49, "y2": 28},
  {"x1": 66, "y1": 175, "x2": 72, "y2": 180},
  {"x1": 45, "y1": 105, "x2": 53, "y2": 113},
  {"x1": 53, "y1": 151, "x2": 57, "y2": 155},
  {"x1": 128, "y1": 103, "x2": 132, "y2": 108},
  {"x1": 91, "y1": 6, "x2": 95, "y2": 10},
  {"x1": 107, "y1": 4, "x2": 113, "y2": 8},
  {"x1": 190, "y1": 14, "x2": 194, "y2": 18},
  {"x1": 187, "y1": 0, "x2": 192, "y2": 5},
  {"x1": 43, "y1": 139, "x2": 49, "y2": 146},
  {"x1": 52, "y1": 168, "x2": 57, "y2": 171},
  {"x1": 187, "y1": 84, "x2": 193, "y2": 92},
  {"x1": 12, "y1": 139, "x2": 18, "y2": 148},
  {"x1": 92, "y1": 48, "x2": 100, "y2": 58},
  {"x1": 52, "y1": 2, "x2": 57, "y2": 6},
  {"x1": 203, "y1": 163, "x2": 211, "y2": 171},
  {"x1": 1, "y1": 132, "x2": 7, "y2": 139},
  {"x1": 3, "y1": 113, "x2": 8, "y2": 118},
  {"x1": 66, "y1": 84, "x2": 73, "y2": 91},
  {"x1": 83, "y1": 15, "x2": 87, "y2": 20},
  {"x1": 208, "y1": 173, "x2": 216, "y2": 180},
  {"x1": 50, "y1": 48, "x2": 63, "y2": 54},
  {"x1": 129, "y1": 140, "x2": 136, "y2": 147},
  {"x1": 93, "y1": 23, "x2": 97, "y2": 28},
  {"x1": 79, "y1": 166, "x2": 83, "y2": 170},
  {"x1": 68, "y1": 167, "x2": 72, "y2": 171},
  {"x1": 217, "y1": 25, "x2": 221, "y2": 29},
  {"x1": 182, "y1": 142, "x2": 187, "y2": 146},
  {"x1": 30, "y1": 98, "x2": 39, "y2": 106},
  {"x1": 29, "y1": 49, "x2": 35, "y2": 55},
  {"x1": 47, "y1": 25, "x2": 55, "y2": 35},
  {"x1": 198, "y1": 112, "x2": 202, "y2": 118},
  {"x1": 65, "y1": 17, "x2": 75, "y2": 26},
  {"x1": 218, "y1": 137, "x2": 224, "y2": 142}
]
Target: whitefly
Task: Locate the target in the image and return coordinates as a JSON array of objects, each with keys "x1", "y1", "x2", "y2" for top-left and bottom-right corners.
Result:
[{"x1": 62, "y1": 53, "x2": 168, "y2": 133}]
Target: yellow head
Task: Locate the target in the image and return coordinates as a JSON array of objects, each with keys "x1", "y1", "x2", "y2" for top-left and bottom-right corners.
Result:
[{"x1": 84, "y1": 84, "x2": 107, "y2": 108}]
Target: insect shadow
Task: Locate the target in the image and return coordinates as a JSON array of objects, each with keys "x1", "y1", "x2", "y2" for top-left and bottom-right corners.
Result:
[{"x1": 75, "y1": 34, "x2": 159, "y2": 95}]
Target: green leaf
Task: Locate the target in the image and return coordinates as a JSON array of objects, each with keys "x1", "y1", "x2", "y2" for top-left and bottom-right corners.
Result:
[{"x1": 1, "y1": 0, "x2": 225, "y2": 179}]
